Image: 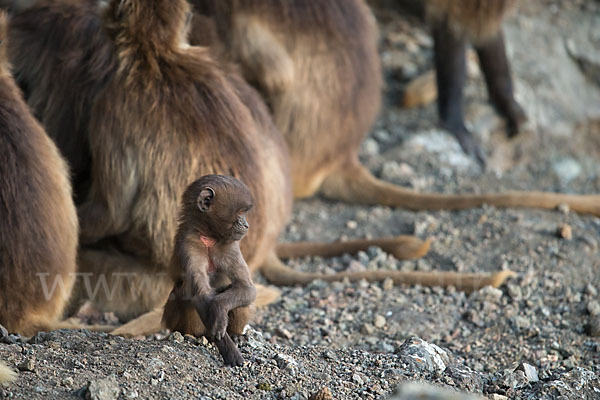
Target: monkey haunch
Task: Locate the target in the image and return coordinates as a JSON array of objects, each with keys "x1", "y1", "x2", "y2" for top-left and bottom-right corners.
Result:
[
  {"x1": 0, "y1": 11, "x2": 77, "y2": 338},
  {"x1": 163, "y1": 175, "x2": 256, "y2": 367}
]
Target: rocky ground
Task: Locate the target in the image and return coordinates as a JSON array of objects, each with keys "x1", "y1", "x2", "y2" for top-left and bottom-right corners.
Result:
[{"x1": 1, "y1": 0, "x2": 599, "y2": 399}]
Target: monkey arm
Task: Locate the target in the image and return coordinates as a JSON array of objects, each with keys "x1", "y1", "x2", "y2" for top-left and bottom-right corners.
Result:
[
  {"x1": 77, "y1": 169, "x2": 140, "y2": 244},
  {"x1": 232, "y1": 14, "x2": 295, "y2": 95},
  {"x1": 211, "y1": 243, "x2": 257, "y2": 312},
  {"x1": 77, "y1": 198, "x2": 118, "y2": 244},
  {"x1": 179, "y1": 243, "x2": 245, "y2": 367},
  {"x1": 205, "y1": 242, "x2": 256, "y2": 341},
  {"x1": 177, "y1": 244, "x2": 214, "y2": 321}
]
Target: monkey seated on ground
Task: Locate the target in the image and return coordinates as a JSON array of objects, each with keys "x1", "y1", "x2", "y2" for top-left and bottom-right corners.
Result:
[{"x1": 163, "y1": 175, "x2": 257, "y2": 367}]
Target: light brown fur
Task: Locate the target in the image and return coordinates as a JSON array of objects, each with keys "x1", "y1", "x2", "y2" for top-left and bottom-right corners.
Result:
[
  {"x1": 0, "y1": 361, "x2": 16, "y2": 385},
  {"x1": 426, "y1": 0, "x2": 518, "y2": 43},
  {"x1": 68, "y1": 0, "x2": 292, "y2": 324},
  {"x1": 0, "y1": 11, "x2": 78, "y2": 337},
  {"x1": 192, "y1": 0, "x2": 600, "y2": 216}
]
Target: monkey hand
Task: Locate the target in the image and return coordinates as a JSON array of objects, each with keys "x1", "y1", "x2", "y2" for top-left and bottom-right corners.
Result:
[{"x1": 206, "y1": 303, "x2": 228, "y2": 341}]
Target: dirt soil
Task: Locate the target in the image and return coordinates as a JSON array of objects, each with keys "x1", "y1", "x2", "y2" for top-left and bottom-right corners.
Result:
[{"x1": 1, "y1": 0, "x2": 599, "y2": 399}]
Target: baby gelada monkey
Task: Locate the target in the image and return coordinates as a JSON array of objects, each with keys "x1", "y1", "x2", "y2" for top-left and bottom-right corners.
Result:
[{"x1": 166, "y1": 175, "x2": 256, "y2": 366}]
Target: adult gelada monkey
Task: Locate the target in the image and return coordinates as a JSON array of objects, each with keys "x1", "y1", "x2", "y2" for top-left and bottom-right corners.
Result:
[
  {"x1": 70, "y1": 0, "x2": 291, "y2": 325},
  {"x1": 190, "y1": 0, "x2": 600, "y2": 265},
  {"x1": 0, "y1": 10, "x2": 77, "y2": 384},
  {"x1": 163, "y1": 175, "x2": 256, "y2": 366}
]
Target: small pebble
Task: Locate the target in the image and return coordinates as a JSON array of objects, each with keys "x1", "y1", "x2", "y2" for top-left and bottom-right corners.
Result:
[
  {"x1": 62, "y1": 377, "x2": 74, "y2": 387},
  {"x1": 515, "y1": 363, "x2": 539, "y2": 382},
  {"x1": 374, "y1": 315, "x2": 386, "y2": 329},
  {"x1": 587, "y1": 300, "x2": 600, "y2": 316},
  {"x1": 361, "y1": 323, "x2": 375, "y2": 335},
  {"x1": 352, "y1": 373, "x2": 364, "y2": 385},
  {"x1": 585, "y1": 283, "x2": 598, "y2": 297},
  {"x1": 557, "y1": 203, "x2": 570, "y2": 214},
  {"x1": 170, "y1": 331, "x2": 184, "y2": 343},
  {"x1": 18, "y1": 357, "x2": 35, "y2": 372},
  {"x1": 382, "y1": 278, "x2": 394, "y2": 291},
  {"x1": 309, "y1": 387, "x2": 333, "y2": 400},
  {"x1": 556, "y1": 224, "x2": 572, "y2": 240}
]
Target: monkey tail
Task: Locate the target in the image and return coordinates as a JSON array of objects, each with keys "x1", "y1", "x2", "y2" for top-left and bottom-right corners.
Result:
[
  {"x1": 276, "y1": 236, "x2": 431, "y2": 261},
  {"x1": 111, "y1": 307, "x2": 164, "y2": 338},
  {"x1": 261, "y1": 252, "x2": 515, "y2": 293},
  {"x1": 0, "y1": 361, "x2": 16, "y2": 385},
  {"x1": 320, "y1": 162, "x2": 600, "y2": 217},
  {"x1": 38, "y1": 318, "x2": 115, "y2": 333}
]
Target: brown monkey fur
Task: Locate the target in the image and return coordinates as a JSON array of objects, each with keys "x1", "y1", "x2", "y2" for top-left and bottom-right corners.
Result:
[
  {"x1": 68, "y1": 0, "x2": 292, "y2": 324},
  {"x1": 3, "y1": 0, "x2": 587, "y2": 338},
  {"x1": 0, "y1": 359, "x2": 16, "y2": 385},
  {"x1": 425, "y1": 0, "x2": 517, "y2": 44},
  {"x1": 1, "y1": 1, "x2": 510, "y2": 344},
  {"x1": 6, "y1": 0, "x2": 117, "y2": 204},
  {"x1": 163, "y1": 175, "x2": 257, "y2": 366},
  {"x1": 0, "y1": 11, "x2": 78, "y2": 338},
  {"x1": 191, "y1": 0, "x2": 600, "y2": 218}
]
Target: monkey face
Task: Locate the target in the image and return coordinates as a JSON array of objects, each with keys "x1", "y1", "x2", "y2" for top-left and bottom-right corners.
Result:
[
  {"x1": 230, "y1": 211, "x2": 250, "y2": 241},
  {"x1": 187, "y1": 175, "x2": 254, "y2": 242}
]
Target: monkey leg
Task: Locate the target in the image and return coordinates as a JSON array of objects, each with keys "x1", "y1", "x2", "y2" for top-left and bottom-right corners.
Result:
[
  {"x1": 319, "y1": 160, "x2": 600, "y2": 216},
  {"x1": 214, "y1": 334, "x2": 244, "y2": 367},
  {"x1": 162, "y1": 291, "x2": 244, "y2": 366},
  {"x1": 66, "y1": 247, "x2": 172, "y2": 322},
  {"x1": 276, "y1": 236, "x2": 431, "y2": 261},
  {"x1": 475, "y1": 31, "x2": 527, "y2": 137},
  {"x1": 226, "y1": 306, "x2": 254, "y2": 336},
  {"x1": 160, "y1": 282, "x2": 207, "y2": 337},
  {"x1": 206, "y1": 285, "x2": 256, "y2": 341},
  {"x1": 432, "y1": 17, "x2": 485, "y2": 164},
  {"x1": 259, "y1": 251, "x2": 514, "y2": 293}
]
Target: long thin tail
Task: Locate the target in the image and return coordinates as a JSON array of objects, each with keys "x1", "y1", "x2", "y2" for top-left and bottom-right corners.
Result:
[
  {"x1": 44, "y1": 318, "x2": 115, "y2": 333},
  {"x1": 260, "y1": 252, "x2": 514, "y2": 293},
  {"x1": 111, "y1": 307, "x2": 164, "y2": 338},
  {"x1": 276, "y1": 236, "x2": 431, "y2": 260},
  {"x1": 0, "y1": 361, "x2": 16, "y2": 385},
  {"x1": 320, "y1": 162, "x2": 600, "y2": 216}
]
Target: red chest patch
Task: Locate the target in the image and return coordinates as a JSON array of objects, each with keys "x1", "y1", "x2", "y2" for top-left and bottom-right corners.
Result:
[
  {"x1": 200, "y1": 235, "x2": 217, "y2": 274},
  {"x1": 207, "y1": 258, "x2": 216, "y2": 274}
]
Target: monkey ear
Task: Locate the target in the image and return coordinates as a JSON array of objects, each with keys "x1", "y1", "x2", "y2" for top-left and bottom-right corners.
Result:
[{"x1": 197, "y1": 187, "x2": 215, "y2": 212}]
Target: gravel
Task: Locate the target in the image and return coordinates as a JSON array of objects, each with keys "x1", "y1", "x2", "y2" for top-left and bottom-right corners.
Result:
[{"x1": 1, "y1": 0, "x2": 599, "y2": 399}]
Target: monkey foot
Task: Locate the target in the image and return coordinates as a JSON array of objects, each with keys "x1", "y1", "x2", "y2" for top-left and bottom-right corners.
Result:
[
  {"x1": 215, "y1": 335, "x2": 244, "y2": 367},
  {"x1": 503, "y1": 101, "x2": 528, "y2": 138},
  {"x1": 444, "y1": 122, "x2": 486, "y2": 167}
]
